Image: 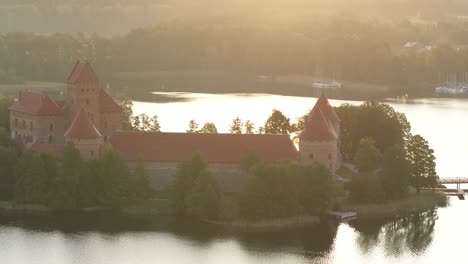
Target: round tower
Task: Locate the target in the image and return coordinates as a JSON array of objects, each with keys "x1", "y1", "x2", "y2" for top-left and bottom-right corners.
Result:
[
  {"x1": 299, "y1": 99, "x2": 339, "y2": 174},
  {"x1": 64, "y1": 108, "x2": 102, "y2": 160}
]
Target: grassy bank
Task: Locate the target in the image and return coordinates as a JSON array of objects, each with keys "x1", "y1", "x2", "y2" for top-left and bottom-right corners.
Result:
[{"x1": 341, "y1": 191, "x2": 448, "y2": 219}]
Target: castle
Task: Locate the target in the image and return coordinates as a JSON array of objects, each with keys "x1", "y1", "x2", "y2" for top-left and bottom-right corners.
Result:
[{"x1": 9, "y1": 62, "x2": 340, "y2": 191}]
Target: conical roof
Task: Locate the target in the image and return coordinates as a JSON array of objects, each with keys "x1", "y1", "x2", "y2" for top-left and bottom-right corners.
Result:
[
  {"x1": 300, "y1": 106, "x2": 337, "y2": 142},
  {"x1": 316, "y1": 94, "x2": 340, "y2": 124},
  {"x1": 67, "y1": 61, "x2": 98, "y2": 84},
  {"x1": 65, "y1": 108, "x2": 101, "y2": 140}
]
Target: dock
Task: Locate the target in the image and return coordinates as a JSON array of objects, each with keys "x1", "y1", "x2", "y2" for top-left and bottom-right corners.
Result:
[{"x1": 327, "y1": 211, "x2": 357, "y2": 221}]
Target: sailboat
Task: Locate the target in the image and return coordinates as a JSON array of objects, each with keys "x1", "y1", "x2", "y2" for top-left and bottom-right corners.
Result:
[{"x1": 312, "y1": 67, "x2": 343, "y2": 89}]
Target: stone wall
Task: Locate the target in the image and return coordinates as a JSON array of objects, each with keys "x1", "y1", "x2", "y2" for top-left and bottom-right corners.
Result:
[
  {"x1": 99, "y1": 112, "x2": 122, "y2": 142},
  {"x1": 127, "y1": 161, "x2": 247, "y2": 193},
  {"x1": 66, "y1": 138, "x2": 102, "y2": 160},
  {"x1": 10, "y1": 111, "x2": 66, "y2": 145},
  {"x1": 299, "y1": 140, "x2": 338, "y2": 174}
]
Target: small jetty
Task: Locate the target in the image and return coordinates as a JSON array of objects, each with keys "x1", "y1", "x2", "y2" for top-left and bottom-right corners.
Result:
[{"x1": 327, "y1": 211, "x2": 357, "y2": 221}]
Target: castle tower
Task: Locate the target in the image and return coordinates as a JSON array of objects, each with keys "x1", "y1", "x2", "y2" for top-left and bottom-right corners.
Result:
[
  {"x1": 66, "y1": 61, "x2": 102, "y2": 128},
  {"x1": 315, "y1": 94, "x2": 340, "y2": 137},
  {"x1": 64, "y1": 108, "x2": 102, "y2": 160},
  {"x1": 299, "y1": 96, "x2": 339, "y2": 174},
  {"x1": 66, "y1": 61, "x2": 122, "y2": 142}
]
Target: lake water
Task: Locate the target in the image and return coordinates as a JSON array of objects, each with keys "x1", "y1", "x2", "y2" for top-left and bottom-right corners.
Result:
[{"x1": 2, "y1": 93, "x2": 468, "y2": 263}]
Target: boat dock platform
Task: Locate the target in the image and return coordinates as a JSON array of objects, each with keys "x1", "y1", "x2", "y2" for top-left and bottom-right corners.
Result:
[{"x1": 327, "y1": 211, "x2": 357, "y2": 221}]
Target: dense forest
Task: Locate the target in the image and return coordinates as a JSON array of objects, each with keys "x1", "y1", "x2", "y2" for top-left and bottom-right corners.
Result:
[
  {"x1": 1, "y1": 0, "x2": 468, "y2": 34},
  {"x1": 3, "y1": 17, "x2": 468, "y2": 97}
]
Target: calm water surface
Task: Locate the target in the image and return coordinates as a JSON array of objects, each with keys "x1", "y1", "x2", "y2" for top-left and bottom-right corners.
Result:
[{"x1": 2, "y1": 93, "x2": 468, "y2": 264}]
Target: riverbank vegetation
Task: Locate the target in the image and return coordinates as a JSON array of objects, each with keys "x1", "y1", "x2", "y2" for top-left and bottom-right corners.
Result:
[
  {"x1": 342, "y1": 191, "x2": 448, "y2": 219},
  {"x1": 0, "y1": 141, "x2": 151, "y2": 210},
  {"x1": 169, "y1": 153, "x2": 334, "y2": 221}
]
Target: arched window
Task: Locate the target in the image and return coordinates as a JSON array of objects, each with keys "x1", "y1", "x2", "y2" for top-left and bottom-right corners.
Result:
[
  {"x1": 309, "y1": 153, "x2": 314, "y2": 160},
  {"x1": 30, "y1": 121, "x2": 33, "y2": 130},
  {"x1": 49, "y1": 123, "x2": 53, "y2": 132},
  {"x1": 90, "y1": 150, "x2": 94, "y2": 157},
  {"x1": 14, "y1": 118, "x2": 18, "y2": 128},
  {"x1": 48, "y1": 135, "x2": 53, "y2": 144},
  {"x1": 22, "y1": 120, "x2": 25, "y2": 129},
  {"x1": 104, "y1": 119, "x2": 108, "y2": 129},
  {"x1": 86, "y1": 98, "x2": 89, "y2": 105}
]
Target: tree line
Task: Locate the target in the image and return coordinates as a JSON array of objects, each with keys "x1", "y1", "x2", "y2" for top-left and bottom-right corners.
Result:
[
  {"x1": 3, "y1": 18, "x2": 468, "y2": 96},
  {"x1": 168, "y1": 152, "x2": 334, "y2": 220}
]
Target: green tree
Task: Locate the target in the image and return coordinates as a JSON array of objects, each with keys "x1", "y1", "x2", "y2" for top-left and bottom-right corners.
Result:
[
  {"x1": 132, "y1": 157, "x2": 151, "y2": 198},
  {"x1": 229, "y1": 117, "x2": 243, "y2": 134},
  {"x1": 14, "y1": 151, "x2": 51, "y2": 204},
  {"x1": 239, "y1": 162, "x2": 333, "y2": 219},
  {"x1": 185, "y1": 169, "x2": 221, "y2": 219},
  {"x1": 170, "y1": 154, "x2": 208, "y2": 215},
  {"x1": 149, "y1": 115, "x2": 161, "y2": 132},
  {"x1": 262, "y1": 109, "x2": 292, "y2": 135},
  {"x1": 335, "y1": 102, "x2": 408, "y2": 160},
  {"x1": 115, "y1": 96, "x2": 134, "y2": 131},
  {"x1": 240, "y1": 151, "x2": 261, "y2": 172},
  {"x1": 407, "y1": 135, "x2": 438, "y2": 192},
  {"x1": 52, "y1": 142, "x2": 83, "y2": 209},
  {"x1": 354, "y1": 137, "x2": 382, "y2": 172},
  {"x1": 96, "y1": 145, "x2": 131, "y2": 206},
  {"x1": 0, "y1": 96, "x2": 15, "y2": 131},
  {"x1": 0, "y1": 127, "x2": 15, "y2": 148},
  {"x1": 381, "y1": 145, "x2": 412, "y2": 199},
  {"x1": 349, "y1": 172, "x2": 385, "y2": 203},
  {"x1": 187, "y1": 120, "x2": 199, "y2": 133},
  {"x1": 199, "y1": 122, "x2": 218, "y2": 133},
  {"x1": 0, "y1": 146, "x2": 17, "y2": 200},
  {"x1": 244, "y1": 120, "x2": 255, "y2": 134}
]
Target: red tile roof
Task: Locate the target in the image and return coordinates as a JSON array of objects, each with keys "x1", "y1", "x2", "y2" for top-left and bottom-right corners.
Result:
[
  {"x1": 316, "y1": 95, "x2": 340, "y2": 124},
  {"x1": 99, "y1": 89, "x2": 122, "y2": 113},
  {"x1": 300, "y1": 106, "x2": 337, "y2": 142},
  {"x1": 9, "y1": 92, "x2": 63, "y2": 116},
  {"x1": 110, "y1": 132, "x2": 298, "y2": 163},
  {"x1": 65, "y1": 108, "x2": 102, "y2": 140},
  {"x1": 67, "y1": 61, "x2": 98, "y2": 84}
]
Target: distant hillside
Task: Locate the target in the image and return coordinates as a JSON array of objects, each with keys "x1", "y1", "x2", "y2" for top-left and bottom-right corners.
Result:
[{"x1": 1, "y1": 0, "x2": 468, "y2": 34}]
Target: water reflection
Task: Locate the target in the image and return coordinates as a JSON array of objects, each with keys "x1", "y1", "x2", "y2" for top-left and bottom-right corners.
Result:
[{"x1": 350, "y1": 210, "x2": 438, "y2": 257}]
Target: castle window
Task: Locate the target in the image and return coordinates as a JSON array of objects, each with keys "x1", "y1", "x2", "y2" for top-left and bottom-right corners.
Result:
[
  {"x1": 48, "y1": 135, "x2": 53, "y2": 144},
  {"x1": 22, "y1": 120, "x2": 26, "y2": 129},
  {"x1": 86, "y1": 98, "x2": 89, "y2": 105},
  {"x1": 328, "y1": 153, "x2": 332, "y2": 160},
  {"x1": 49, "y1": 123, "x2": 53, "y2": 132},
  {"x1": 30, "y1": 121, "x2": 33, "y2": 130},
  {"x1": 309, "y1": 153, "x2": 314, "y2": 160}
]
